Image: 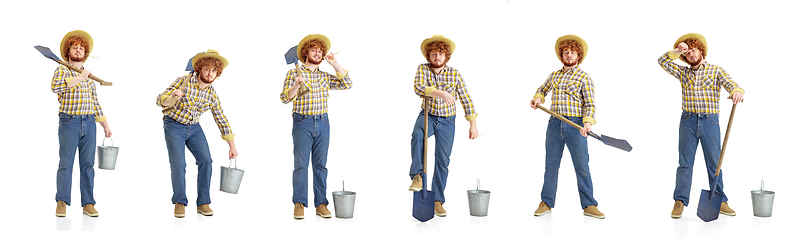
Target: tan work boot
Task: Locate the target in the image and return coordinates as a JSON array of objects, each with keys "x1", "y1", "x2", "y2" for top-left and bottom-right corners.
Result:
[
  {"x1": 534, "y1": 201, "x2": 551, "y2": 216},
  {"x1": 671, "y1": 200, "x2": 684, "y2": 219},
  {"x1": 409, "y1": 174, "x2": 422, "y2": 191},
  {"x1": 434, "y1": 201, "x2": 447, "y2": 217},
  {"x1": 197, "y1": 204, "x2": 213, "y2": 216},
  {"x1": 56, "y1": 201, "x2": 67, "y2": 217},
  {"x1": 720, "y1": 201, "x2": 736, "y2": 216},
  {"x1": 583, "y1": 205, "x2": 604, "y2": 219},
  {"x1": 316, "y1": 203, "x2": 332, "y2": 218},
  {"x1": 174, "y1": 203, "x2": 186, "y2": 218},
  {"x1": 294, "y1": 203, "x2": 305, "y2": 219},
  {"x1": 83, "y1": 204, "x2": 99, "y2": 217}
]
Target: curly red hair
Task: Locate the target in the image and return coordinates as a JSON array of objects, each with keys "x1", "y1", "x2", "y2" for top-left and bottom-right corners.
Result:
[
  {"x1": 679, "y1": 38, "x2": 706, "y2": 62},
  {"x1": 63, "y1": 36, "x2": 89, "y2": 61},
  {"x1": 301, "y1": 39, "x2": 327, "y2": 62},
  {"x1": 195, "y1": 57, "x2": 224, "y2": 76},
  {"x1": 557, "y1": 40, "x2": 583, "y2": 62},
  {"x1": 424, "y1": 41, "x2": 452, "y2": 62}
]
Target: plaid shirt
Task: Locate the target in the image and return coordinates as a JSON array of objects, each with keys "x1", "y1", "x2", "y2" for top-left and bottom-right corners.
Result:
[
  {"x1": 51, "y1": 65, "x2": 106, "y2": 122},
  {"x1": 658, "y1": 52, "x2": 744, "y2": 114},
  {"x1": 413, "y1": 64, "x2": 477, "y2": 121},
  {"x1": 157, "y1": 74, "x2": 234, "y2": 140},
  {"x1": 280, "y1": 65, "x2": 353, "y2": 115},
  {"x1": 533, "y1": 66, "x2": 596, "y2": 125}
]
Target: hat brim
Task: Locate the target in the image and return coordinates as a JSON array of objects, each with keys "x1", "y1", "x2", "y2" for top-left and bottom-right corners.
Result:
[
  {"x1": 297, "y1": 34, "x2": 331, "y2": 64},
  {"x1": 420, "y1": 35, "x2": 455, "y2": 59},
  {"x1": 674, "y1": 33, "x2": 707, "y2": 63},
  {"x1": 192, "y1": 51, "x2": 229, "y2": 71},
  {"x1": 60, "y1": 30, "x2": 93, "y2": 63},
  {"x1": 555, "y1": 35, "x2": 587, "y2": 64}
]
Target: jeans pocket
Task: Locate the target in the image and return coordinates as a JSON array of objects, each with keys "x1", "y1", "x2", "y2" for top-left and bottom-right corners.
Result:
[
  {"x1": 59, "y1": 115, "x2": 73, "y2": 125},
  {"x1": 445, "y1": 116, "x2": 456, "y2": 124},
  {"x1": 679, "y1": 113, "x2": 690, "y2": 122},
  {"x1": 707, "y1": 115, "x2": 720, "y2": 124},
  {"x1": 293, "y1": 116, "x2": 305, "y2": 124},
  {"x1": 322, "y1": 115, "x2": 330, "y2": 124}
]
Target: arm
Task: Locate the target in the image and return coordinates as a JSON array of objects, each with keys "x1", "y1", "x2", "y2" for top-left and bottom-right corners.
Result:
[
  {"x1": 716, "y1": 67, "x2": 745, "y2": 104},
  {"x1": 210, "y1": 92, "x2": 235, "y2": 141},
  {"x1": 454, "y1": 72, "x2": 478, "y2": 139},
  {"x1": 91, "y1": 81, "x2": 111, "y2": 137},
  {"x1": 530, "y1": 74, "x2": 554, "y2": 109},
  {"x1": 414, "y1": 65, "x2": 455, "y2": 104},
  {"x1": 657, "y1": 44, "x2": 687, "y2": 79},
  {"x1": 325, "y1": 53, "x2": 353, "y2": 90},
  {"x1": 280, "y1": 70, "x2": 302, "y2": 104},
  {"x1": 579, "y1": 75, "x2": 597, "y2": 137},
  {"x1": 52, "y1": 66, "x2": 78, "y2": 94},
  {"x1": 157, "y1": 76, "x2": 188, "y2": 107}
]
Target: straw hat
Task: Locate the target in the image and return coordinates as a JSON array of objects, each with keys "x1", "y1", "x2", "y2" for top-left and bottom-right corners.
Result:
[
  {"x1": 674, "y1": 33, "x2": 707, "y2": 63},
  {"x1": 297, "y1": 34, "x2": 331, "y2": 64},
  {"x1": 555, "y1": 35, "x2": 587, "y2": 64},
  {"x1": 60, "y1": 30, "x2": 93, "y2": 62},
  {"x1": 192, "y1": 49, "x2": 229, "y2": 70},
  {"x1": 420, "y1": 35, "x2": 455, "y2": 58}
]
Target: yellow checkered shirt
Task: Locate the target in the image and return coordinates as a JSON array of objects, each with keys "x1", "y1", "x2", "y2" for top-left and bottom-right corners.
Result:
[
  {"x1": 413, "y1": 64, "x2": 477, "y2": 121},
  {"x1": 533, "y1": 66, "x2": 596, "y2": 125},
  {"x1": 50, "y1": 65, "x2": 106, "y2": 122},
  {"x1": 280, "y1": 65, "x2": 353, "y2": 115},
  {"x1": 658, "y1": 52, "x2": 744, "y2": 114},
  {"x1": 157, "y1": 74, "x2": 234, "y2": 140}
]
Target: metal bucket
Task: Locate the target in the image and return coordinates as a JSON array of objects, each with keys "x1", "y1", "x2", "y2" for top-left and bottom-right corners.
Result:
[
  {"x1": 751, "y1": 180, "x2": 775, "y2": 217},
  {"x1": 96, "y1": 137, "x2": 119, "y2": 170},
  {"x1": 467, "y1": 180, "x2": 490, "y2": 217},
  {"x1": 332, "y1": 181, "x2": 356, "y2": 218},
  {"x1": 220, "y1": 158, "x2": 244, "y2": 194}
]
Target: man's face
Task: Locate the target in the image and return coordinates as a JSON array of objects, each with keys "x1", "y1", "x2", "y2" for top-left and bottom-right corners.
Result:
[
  {"x1": 68, "y1": 44, "x2": 86, "y2": 62},
  {"x1": 684, "y1": 47, "x2": 703, "y2": 67},
  {"x1": 306, "y1": 47, "x2": 324, "y2": 65},
  {"x1": 561, "y1": 47, "x2": 579, "y2": 67},
  {"x1": 428, "y1": 50, "x2": 447, "y2": 68},
  {"x1": 199, "y1": 66, "x2": 218, "y2": 84}
]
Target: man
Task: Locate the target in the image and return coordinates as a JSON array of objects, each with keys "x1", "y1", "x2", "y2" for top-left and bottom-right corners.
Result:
[
  {"x1": 408, "y1": 35, "x2": 479, "y2": 217},
  {"x1": 658, "y1": 33, "x2": 744, "y2": 219},
  {"x1": 52, "y1": 30, "x2": 112, "y2": 218},
  {"x1": 157, "y1": 49, "x2": 238, "y2": 218},
  {"x1": 280, "y1": 34, "x2": 353, "y2": 219},
  {"x1": 530, "y1": 35, "x2": 604, "y2": 219}
]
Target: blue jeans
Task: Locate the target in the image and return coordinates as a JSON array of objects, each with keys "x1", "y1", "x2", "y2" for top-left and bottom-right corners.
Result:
[
  {"x1": 540, "y1": 116, "x2": 598, "y2": 209},
  {"x1": 674, "y1": 111, "x2": 727, "y2": 206},
  {"x1": 163, "y1": 116, "x2": 213, "y2": 206},
  {"x1": 409, "y1": 110, "x2": 456, "y2": 203},
  {"x1": 292, "y1": 113, "x2": 330, "y2": 208},
  {"x1": 55, "y1": 113, "x2": 96, "y2": 207}
]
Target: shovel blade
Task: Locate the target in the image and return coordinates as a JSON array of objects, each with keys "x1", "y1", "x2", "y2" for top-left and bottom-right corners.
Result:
[
  {"x1": 285, "y1": 45, "x2": 299, "y2": 64},
  {"x1": 34, "y1": 45, "x2": 61, "y2": 61},
  {"x1": 599, "y1": 134, "x2": 633, "y2": 152},
  {"x1": 697, "y1": 177, "x2": 725, "y2": 222},
  {"x1": 412, "y1": 173, "x2": 435, "y2": 222}
]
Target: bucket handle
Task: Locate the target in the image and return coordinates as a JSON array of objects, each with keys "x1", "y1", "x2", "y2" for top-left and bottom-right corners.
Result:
[
  {"x1": 102, "y1": 137, "x2": 114, "y2": 147},
  {"x1": 761, "y1": 180, "x2": 764, "y2": 191},
  {"x1": 477, "y1": 179, "x2": 480, "y2": 191},
  {"x1": 342, "y1": 180, "x2": 345, "y2": 192},
  {"x1": 228, "y1": 158, "x2": 237, "y2": 170}
]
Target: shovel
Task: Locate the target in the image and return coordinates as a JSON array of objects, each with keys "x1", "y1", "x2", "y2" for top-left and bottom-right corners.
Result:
[
  {"x1": 697, "y1": 103, "x2": 738, "y2": 222},
  {"x1": 534, "y1": 105, "x2": 632, "y2": 152},
  {"x1": 34, "y1": 45, "x2": 112, "y2": 86},
  {"x1": 284, "y1": 45, "x2": 311, "y2": 99},
  {"x1": 413, "y1": 96, "x2": 435, "y2": 222}
]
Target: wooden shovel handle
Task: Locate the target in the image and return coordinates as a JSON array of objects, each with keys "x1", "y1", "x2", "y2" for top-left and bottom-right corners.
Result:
[
  {"x1": 295, "y1": 63, "x2": 310, "y2": 98},
  {"x1": 535, "y1": 104, "x2": 599, "y2": 139},
  {"x1": 54, "y1": 59, "x2": 112, "y2": 86},
  {"x1": 715, "y1": 103, "x2": 738, "y2": 176}
]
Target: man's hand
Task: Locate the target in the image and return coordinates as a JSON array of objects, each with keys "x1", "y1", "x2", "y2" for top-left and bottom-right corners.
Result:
[
  {"x1": 530, "y1": 97, "x2": 542, "y2": 110},
  {"x1": 729, "y1": 91, "x2": 744, "y2": 104},
  {"x1": 430, "y1": 90, "x2": 456, "y2": 105},
  {"x1": 100, "y1": 121, "x2": 112, "y2": 138},
  {"x1": 672, "y1": 42, "x2": 689, "y2": 55},
  {"x1": 469, "y1": 121, "x2": 478, "y2": 139},
  {"x1": 171, "y1": 89, "x2": 184, "y2": 97},
  {"x1": 325, "y1": 52, "x2": 337, "y2": 65},
  {"x1": 227, "y1": 140, "x2": 238, "y2": 159},
  {"x1": 580, "y1": 122, "x2": 592, "y2": 138}
]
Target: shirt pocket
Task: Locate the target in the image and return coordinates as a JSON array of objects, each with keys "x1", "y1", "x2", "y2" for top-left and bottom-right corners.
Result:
[{"x1": 688, "y1": 76, "x2": 715, "y2": 89}]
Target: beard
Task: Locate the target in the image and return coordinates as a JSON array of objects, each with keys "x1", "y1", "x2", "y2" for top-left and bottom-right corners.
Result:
[
  {"x1": 429, "y1": 59, "x2": 448, "y2": 68},
  {"x1": 199, "y1": 74, "x2": 215, "y2": 84},
  {"x1": 685, "y1": 55, "x2": 703, "y2": 67},
  {"x1": 306, "y1": 55, "x2": 323, "y2": 65},
  {"x1": 69, "y1": 55, "x2": 85, "y2": 62},
  {"x1": 561, "y1": 58, "x2": 578, "y2": 67}
]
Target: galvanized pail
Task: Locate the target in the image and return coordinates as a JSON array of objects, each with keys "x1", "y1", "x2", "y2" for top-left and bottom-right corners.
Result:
[
  {"x1": 96, "y1": 137, "x2": 119, "y2": 170},
  {"x1": 467, "y1": 180, "x2": 490, "y2": 217},
  {"x1": 220, "y1": 158, "x2": 244, "y2": 194},
  {"x1": 751, "y1": 180, "x2": 775, "y2": 217},
  {"x1": 332, "y1": 181, "x2": 356, "y2": 218}
]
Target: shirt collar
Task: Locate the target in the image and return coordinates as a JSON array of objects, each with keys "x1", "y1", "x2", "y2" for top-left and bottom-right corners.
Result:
[{"x1": 560, "y1": 65, "x2": 580, "y2": 73}]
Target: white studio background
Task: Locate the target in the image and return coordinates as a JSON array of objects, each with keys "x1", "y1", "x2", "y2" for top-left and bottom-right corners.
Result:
[{"x1": 1, "y1": 0, "x2": 795, "y2": 238}]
